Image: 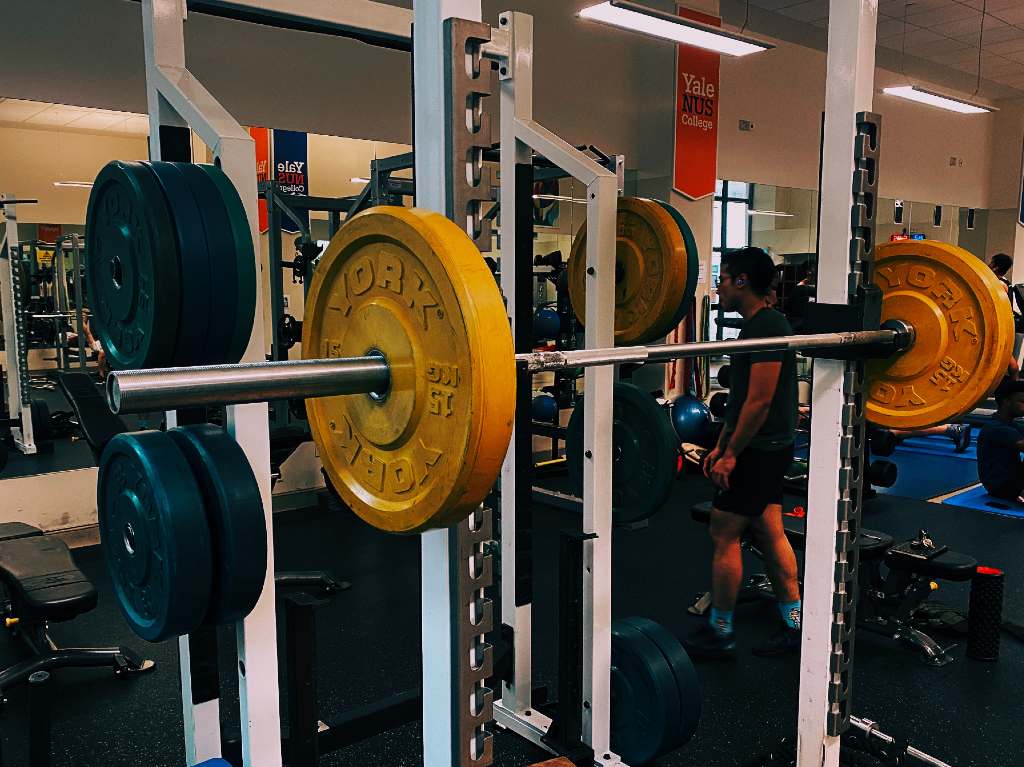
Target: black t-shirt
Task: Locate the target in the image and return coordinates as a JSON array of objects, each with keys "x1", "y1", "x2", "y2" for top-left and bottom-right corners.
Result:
[
  {"x1": 722, "y1": 308, "x2": 798, "y2": 451},
  {"x1": 977, "y1": 417, "x2": 1024, "y2": 495}
]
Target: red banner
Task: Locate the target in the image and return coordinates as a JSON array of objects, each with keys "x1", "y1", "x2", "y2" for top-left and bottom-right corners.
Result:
[
  {"x1": 249, "y1": 126, "x2": 271, "y2": 233},
  {"x1": 37, "y1": 223, "x2": 62, "y2": 243},
  {"x1": 673, "y1": 7, "x2": 720, "y2": 200}
]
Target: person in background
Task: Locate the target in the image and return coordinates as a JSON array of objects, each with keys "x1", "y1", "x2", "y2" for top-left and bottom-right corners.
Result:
[
  {"x1": 977, "y1": 378, "x2": 1024, "y2": 502},
  {"x1": 989, "y1": 253, "x2": 1012, "y2": 291},
  {"x1": 687, "y1": 247, "x2": 802, "y2": 659}
]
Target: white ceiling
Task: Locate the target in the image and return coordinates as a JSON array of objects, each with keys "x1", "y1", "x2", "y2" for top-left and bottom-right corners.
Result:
[
  {"x1": 0, "y1": 99, "x2": 149, "y2": 136},
  {"x1": 749, "y1": 0, "x2": 1024, "y2": 94}
]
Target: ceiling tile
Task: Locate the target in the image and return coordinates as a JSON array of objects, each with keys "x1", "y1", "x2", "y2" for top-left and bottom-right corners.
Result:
[
  {"x1": 777, "y1": 0, "x2": 829, "y2": 22},
  {"x1": 877, "y1": 16, "x2": 918, "y2": 38},
  {"x1": 990, "y1": 8, "x2": 1024, "y2": 25},
  {"x1": 749, "y1": 0, "x2": 806, "y2": 10},
  {"x1": 65, "y1": 113, "x2": 126, "y2": 130},
  {"x1": 29, "y1": 105, "x2": 87, "y2": 126},
  {"x1": 907, "y1": 4, "x2": 981, "y2": 29},
  {"x1": 0, "y1": 99, "x2": 49, "y2": 122},
  {"x1": 984, "y1": 37, "x2": 1024, "y2": 55}
]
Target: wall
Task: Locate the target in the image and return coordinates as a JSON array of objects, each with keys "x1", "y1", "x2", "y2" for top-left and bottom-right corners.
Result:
[
  {"x1": 0, "y1": 125, "x2": 149, "y2": 223},
  {"x1": 987, "y1": 209, "x2": 1019, "y2": 259},
  {"x1": 717, "y1": 43, "x2": 997, "y2": 209}
]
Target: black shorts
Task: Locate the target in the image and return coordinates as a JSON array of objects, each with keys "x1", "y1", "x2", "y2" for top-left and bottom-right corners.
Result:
[{"x1": 713, "y1": 445, "x2": 794, "y2": 517}]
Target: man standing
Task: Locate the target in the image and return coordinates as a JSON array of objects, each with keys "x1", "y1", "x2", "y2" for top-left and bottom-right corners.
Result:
[{"x1": 686, "y1": 247, "x2": 801, "y2": 659}]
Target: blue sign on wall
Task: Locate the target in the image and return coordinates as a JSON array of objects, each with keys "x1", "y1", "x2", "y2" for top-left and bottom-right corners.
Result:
[{"x1": 272, "y1": 129, "x2": 309, "y2": 233}]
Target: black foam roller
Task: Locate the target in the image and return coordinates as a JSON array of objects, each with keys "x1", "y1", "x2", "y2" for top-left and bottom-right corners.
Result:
[{"x1": 967, "y1": 566, "x2": 1004, "y2": 662}]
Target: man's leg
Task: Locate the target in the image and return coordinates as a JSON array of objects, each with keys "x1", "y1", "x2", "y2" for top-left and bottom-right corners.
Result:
[
  {"x1": 750, "y1": 503, "x2": 803, "y2": 656},
  {"x1": 750, "y1": 504, "x2": 800, "y2": 604},
  {"x1": 709, "y1": 508, "x2": 753, "y2": 616},
  {"x1": 684, "y1": 507, "x2": 751, "y2": 659}
]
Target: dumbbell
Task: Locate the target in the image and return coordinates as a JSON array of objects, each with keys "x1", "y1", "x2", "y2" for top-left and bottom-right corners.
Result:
[
  {"x1": 869, "y1": 428, "x2": 898, "y2": 457},
  {"x1": 717, "y1": 364, "x2": 730, "y2": 389},
  {"x1": 708, "y1": 391, "x2": 728, "y2": 419}
]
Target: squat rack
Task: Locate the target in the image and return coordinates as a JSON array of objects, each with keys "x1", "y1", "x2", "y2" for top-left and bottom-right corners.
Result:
[{"x1": 134, "y1": 1, "x2": 885, "y2": 766}]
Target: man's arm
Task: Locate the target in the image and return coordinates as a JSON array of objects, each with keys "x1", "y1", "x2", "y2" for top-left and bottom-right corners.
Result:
[{"x1": 722, "y1": 361, "x2": 782, "y2": 457}]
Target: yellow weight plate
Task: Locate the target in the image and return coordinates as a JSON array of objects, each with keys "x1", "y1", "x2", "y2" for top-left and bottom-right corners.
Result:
[
  {"x1": 302, "y1": 207, "x2": 515, "y2": 533},
  {"x1": 866, "y1": 240, "x2": 1014, "y2": 429},
  {"x1": 567, "y1": 198, "x2": 688, "y2": 346}
]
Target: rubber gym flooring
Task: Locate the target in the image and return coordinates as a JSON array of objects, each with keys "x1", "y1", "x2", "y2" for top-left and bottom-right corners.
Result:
[{"x1": 0, "y1": 472, "x2": 1020, "y2": 766}]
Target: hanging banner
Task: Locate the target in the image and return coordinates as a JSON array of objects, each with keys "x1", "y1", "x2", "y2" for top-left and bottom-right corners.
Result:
[
  {"x1": 272, "y1": 129, "x2": 309, "y2": 234},
  {"x1": 673, "y1": 7, "x2": 720, "y2": 201},
  {"x1": 249, "y1": 126, "x2": 271, "y2": 233},
  {"x1": 37, "y1": 223, "x2": 62, "y2": 243}
]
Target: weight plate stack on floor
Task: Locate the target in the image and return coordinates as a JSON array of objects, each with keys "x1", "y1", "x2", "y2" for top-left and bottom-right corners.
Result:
[
  {"x1": 566, "y1": 382, "x2": 679, "y2": 524},
  {"x1": 177, "y1": 163, "x2": 247, "y2": 365},
  {"x1": 168, "y1": 424, "x2": 266, "y2": 625},
  {"x1": 654, "y1": 200, "x2": 700, "y2": 331},
  {"x1": 85, "y1": 161, "x2": 182, "y2": 370},
  {"x1": 145, "y1": 161, "x2": 214, "y2": 367},
  {"x1": 198, "y1": 162, "x2": 258, "y2": 364},
  {"x1": 566, "y1": 197, "x2": 689, "y2": 346},
  {"x1": 98, "y1": 431, "x2": 213, "y2": 642},
  {"x1": 609, "y1": 620, "x2": 684, "y2": 765},
  {"x1": 302, "y1": 206, "x2": 516, "y2": 533},
  {"x1": 619, "y1": 616, "x2": 701, "y2": 751}
]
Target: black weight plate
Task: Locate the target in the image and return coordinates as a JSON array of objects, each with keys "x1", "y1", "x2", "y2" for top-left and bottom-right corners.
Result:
[
  {"x1": 610, "y1": 620, "x2": 682, "y2": 765},
  {"x1": 177, "y1": 163, "x2": 240, "y2": 365},
  {"x1": 655, "y1": 200, "x2": 700, "y2": 332},
  {"x1": 98, "y1": 431, "x2": 212, "y2": 642},
  {"x1": 567, "y1": 382, "x2": 679, "y2": 524},
  {"x1": 30, "y1": 400, "x2": 51, "y2": 441},
  {"x1": 144, "y1": 162, "x2": 213, "y2": 367},
  {"x1": 199, "y1": 164, "x2": 257, "y2": 364},
  {"x1": 85, "y1": 161, "x2": 181, "y2": 369},
  {"x1": 619, "y1": 616, "x2": 701, "y2": 751},
  {"x1": 169, "y1": 424, "x2": 267, "y2": 625}
]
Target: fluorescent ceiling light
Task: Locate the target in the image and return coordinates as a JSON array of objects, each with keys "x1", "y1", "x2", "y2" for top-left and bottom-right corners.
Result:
[
  {"x1": 578, "y1": 1, "x2": 771, "y2": 57},
  {"x1": 882, "y1": 86, "x2": 991, "y2": 114},
  {"x1": 350, "y1": 176, "x2": 370, "y2": 184},
  {"x1": 748, "y1": 209, "x2": 793, "y2": 217},
  {"x1": 53, "y1": 181, "x2": 93, "y2": 189}
]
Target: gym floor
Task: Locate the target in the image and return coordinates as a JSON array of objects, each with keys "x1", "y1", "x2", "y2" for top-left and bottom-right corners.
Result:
[{"x1": 0, "y1": 473, "x2": 1019, "y2": 766}]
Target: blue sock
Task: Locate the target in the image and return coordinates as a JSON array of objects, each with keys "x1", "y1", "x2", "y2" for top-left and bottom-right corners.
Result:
[
  {"x1": 709, "y1": 607, "x2": 734, "y2": 637},
  {"x1": 778, "y1": 600, "x2": 801, "y2": 630}
]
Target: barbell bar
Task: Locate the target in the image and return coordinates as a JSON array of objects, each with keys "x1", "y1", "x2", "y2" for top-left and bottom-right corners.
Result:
[{"x1": 106, "y1": 324, "x2": 911, "y2": 415}]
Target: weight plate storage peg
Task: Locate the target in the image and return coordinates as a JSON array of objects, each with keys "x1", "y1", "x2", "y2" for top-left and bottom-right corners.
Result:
[
  {"x1": 302, "y1": 207, "x2": 516, "y2": 533},
  {"x1": 168, "y1": 424, "x2": 267, "y2": 626},
  {"x1": 567, "y1": 197, "x2": 689, "y2": 346},
  {"x1": 98, "y1": 431, "x2": 213, "y2": 642},
  {"x1": 85, "y1": 161, "x2": 182, "y2": 370},
  {"x1": 566, "y1": 382, "x2": 679, "y2": 525},
  {"x1": 866, "y1": 240, "x2": 1015, "y2": 429}
]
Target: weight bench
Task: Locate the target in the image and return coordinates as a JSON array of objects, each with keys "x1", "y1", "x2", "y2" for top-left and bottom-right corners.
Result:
[
  {"x1": 55, "y1": 371, "x2": 127, "y2": 460},
  {"x1": 0, "y1": 522, "x2": 154, "y2": 697},
  {"x1": 688, "y1": 501, "x2": 976, "y2": 666}
]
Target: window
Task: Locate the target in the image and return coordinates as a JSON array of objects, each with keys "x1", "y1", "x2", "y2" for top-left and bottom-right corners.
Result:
[{"x1": 711, "y1": 180, "x2": 752, "y2": 340}]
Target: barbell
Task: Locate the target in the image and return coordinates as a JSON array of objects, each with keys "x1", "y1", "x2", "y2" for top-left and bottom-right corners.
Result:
[{"x1": 97, "y1": 204, "x2": 1014, "y2": 533}]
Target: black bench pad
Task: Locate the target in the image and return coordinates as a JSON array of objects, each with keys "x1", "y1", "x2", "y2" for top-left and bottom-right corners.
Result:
[
  {"x1": 0, "y1": 536, "x2": 97, "y2": 622},
  {"x1": 56, "y1": 371, "x2": 127, "y2": 457},
  {"x1": 885, "y1": 548, "x2": 977, "y2": 581},
  {"x1": 689, "y1": 501, "x2": 894, "y2": 560}
]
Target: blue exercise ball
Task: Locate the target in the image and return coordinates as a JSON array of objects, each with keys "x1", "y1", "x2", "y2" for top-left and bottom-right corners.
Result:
[
  {"x1": 531, "y1": 393, "x2": 559, "y2": 422},
  {"x1": 533, "y1": 307, "x2": 561, "y2": 343},
  {"x1": 671, "y1": 394, "x2": 713, "y2": 446}
]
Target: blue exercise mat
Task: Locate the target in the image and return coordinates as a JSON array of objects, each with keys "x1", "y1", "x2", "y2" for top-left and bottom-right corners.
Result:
[
  {"x1": 892, "y1": 432, "x2": 977, "y2": 461},
  {"x1": 795, "y1": 434, "x2": 978, "y2": 500},
  {"x1": 942, "y1": 484, "x2": 1024, "y2": 518}
]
